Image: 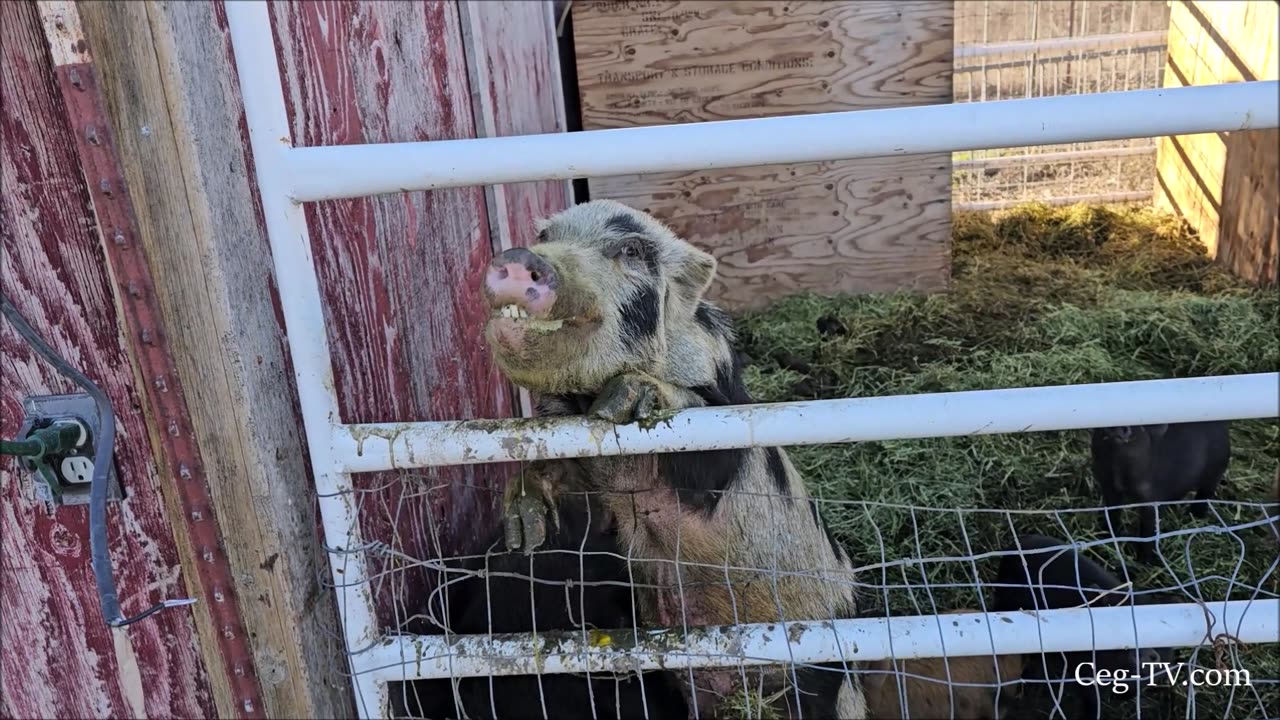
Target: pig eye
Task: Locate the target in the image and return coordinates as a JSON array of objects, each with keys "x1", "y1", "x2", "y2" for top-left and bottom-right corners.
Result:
[{"x1": 612, "y1": 240, "x2": 645, "y2": 261}]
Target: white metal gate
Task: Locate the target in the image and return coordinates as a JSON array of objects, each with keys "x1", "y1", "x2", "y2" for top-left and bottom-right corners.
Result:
[{"x1": 223, "y1": 3, "x2": 1280, "y2": 717}]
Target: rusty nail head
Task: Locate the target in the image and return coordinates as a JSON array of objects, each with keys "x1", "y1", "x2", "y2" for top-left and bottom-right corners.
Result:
[
  {"x1": 113, "y1": 229, "x2": 127, "y2": 246},
  {"x1": 243, "y1": 700, "x2": 254, "y2": 713},
  {"x1": 179, "y1": 463, "x2": 193, "y2": 480},
  {"x1": 68, "y1": 68, "x2": 82, "y2": 88},
  {"x1": 213, "y1": 588, "x2": 225, "y2": 602},
  {"x1": 221, "y1": 626, "x2": 234, "y2": 639},
  {"x1": 168, "y1": 420, "x2": 180, "y2": 437},
  {"x1": 234, "y1": 664, "x2": 245, "y2": 677},
  {"x1": 191, "y1": 509, "x2": 203, "y2": 521},
  {"x1": 154, "y1": 375, "x2": 168, "y2": 391},
  {"x1": 202, "y1": 547, "x2": 215, "y2": 562},
  {"x1": 86, "y1": 125, "x2": 99, "y2": 144}
]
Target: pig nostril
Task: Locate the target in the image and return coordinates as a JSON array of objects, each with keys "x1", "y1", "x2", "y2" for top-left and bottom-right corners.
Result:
[{"x1": 530, "y1": 270, "x2": 541, "y2": 282}]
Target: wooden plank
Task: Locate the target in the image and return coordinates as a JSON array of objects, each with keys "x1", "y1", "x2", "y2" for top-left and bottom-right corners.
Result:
[
  {"x1": 268, "y1": 0, "x2": 518, "y2": 630},
  {"x1": 1155, "y1": 0, "x2": 1279, "y2": 285},
  {"x1": 71, "y1": 1, "x2": 354, "y2": 717},
  {"x1": 571, "y1": 0, "x2": 954, "y2": 310},
  {"x1": 38, "y1": 1, "x2": 265, "y2": 716},
  {"x1": 459, "y1": 0, "x2": 573, "y2": 417},
  {"x1": 0, "y1": 2, "x2": 214, "y2": 717},
  {"x1": 460, "y1": 0, "x2": 573, "y2": 248}
]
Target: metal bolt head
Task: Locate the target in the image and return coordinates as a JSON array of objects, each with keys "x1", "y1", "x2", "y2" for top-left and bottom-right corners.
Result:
[
  {"x1": 85, "y1": 125, "x2": 100, "y2": 145},
  {"x1": 140, "y1": 328, "x2": 153, "y2": 344},
  {"x1": 68, "y1": 68, "x2": 83, "y2": 88},
  {"x1": 154, "y1": 375, "x2": 167, "y2": 392},
  {"x1": 112, "y1": 230, "x2": 127, "y2": 246},
  {"x1": 243, "y1": 700, "x2": 254, "y2": 713},
  {"x1": 213, "y1": 588, "x2": 225, "y2": 602},
  {"x1": 98, "y1": 178, "x2": 111, "y2": 194},
  {"x1": 179, "y1": 463, "x2": 192, "y2": 480},
  {"x1": 167, "y1": 420, "x2": 180, "y2": 437},
  {"x1": 202, "y1": 547, "x2": 215, "y2": 562},
  {"x1": 191, "y1": 509, "x2": 203, "y2": 521}
]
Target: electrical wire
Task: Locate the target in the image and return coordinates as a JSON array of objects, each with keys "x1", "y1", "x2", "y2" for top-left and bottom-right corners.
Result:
[{"x1": 1, "y1": 291, "x2": 196, "y2": 627}]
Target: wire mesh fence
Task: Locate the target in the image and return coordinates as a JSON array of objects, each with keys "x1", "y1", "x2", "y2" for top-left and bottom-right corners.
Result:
[
  {"x1": 954, "y1": 1, "x2": 1175, "y2": 209},
  {"x1": 312, "y1": 459, "x2": 1280, "y2": 720}
]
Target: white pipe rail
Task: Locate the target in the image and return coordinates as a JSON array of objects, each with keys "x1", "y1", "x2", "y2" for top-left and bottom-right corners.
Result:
[
  {"x1": 955, "y1": 30, "x2": 1169, "y2": 60},
  {"x1": 334, "y1": 374, "x2": 1279, "y2": 473},
  {"x1": 357, "y1": 600, "x2": 1279, "y2": 682},
  {"x1": 223, "y1": 3, "x2": 385, "y2": 716},
  {"x1": 284, "y1": 81, "x2": 1280, "y2": 201},
  {"x1": 953, "y1": 145, "x2": 1154, "y2": 170}
]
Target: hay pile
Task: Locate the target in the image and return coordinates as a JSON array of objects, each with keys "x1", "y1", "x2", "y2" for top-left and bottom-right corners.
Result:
[{"x1": 736, "y1": 203, "x2": 1279, "y2": 719}]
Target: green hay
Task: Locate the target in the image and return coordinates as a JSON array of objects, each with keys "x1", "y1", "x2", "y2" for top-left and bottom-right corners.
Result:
[{"x1": 736, "y1": 203, "x2": 1279, "y2": 719}]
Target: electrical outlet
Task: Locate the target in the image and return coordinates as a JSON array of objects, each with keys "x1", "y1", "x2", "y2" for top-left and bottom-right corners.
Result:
[
  {"x1": 61, "y1": 456, "x2": 95, "y2": 485},
  {"x1": 17, "y1": 393, "x2": 123, "y2": 507}
]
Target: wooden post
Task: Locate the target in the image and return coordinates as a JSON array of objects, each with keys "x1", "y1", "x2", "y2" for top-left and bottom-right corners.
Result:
[
  {"x1": 2, "y1": 2, "x2": 216, "y2": 716},
  {"x1": 1155, "y1": 0, "x2": 1279, "y2": 286},
  {"x1": 73, "y1": 1, "x2": 353, "y2": 716}
]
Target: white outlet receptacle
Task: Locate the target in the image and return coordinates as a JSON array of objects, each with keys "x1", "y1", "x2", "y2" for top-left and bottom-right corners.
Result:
[{"x1": 61, "y1": 456, "x2": 95, "y2": 485}]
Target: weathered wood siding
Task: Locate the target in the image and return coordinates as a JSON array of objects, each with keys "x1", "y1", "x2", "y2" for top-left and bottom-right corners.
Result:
[
  {"x1": 268, "y1": 0, "x2": 568, "y2": 630},
  {"x1": 572, "y1": 0, "x2": 954, "y2": 310},
  {"x1": 1155, "y1": 0, "x2": 1279, "y2": 286},
  {"x1": 1, "y1": 3, "x2": 214, "y2": 716},
  {"x1": 3, "y1": 1, "x2": 568, "y2": 717}
]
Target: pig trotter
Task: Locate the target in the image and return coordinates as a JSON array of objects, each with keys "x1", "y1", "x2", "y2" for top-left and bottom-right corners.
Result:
[
  {"x1": 589, "y1": 372, "x2": 667, "y2": 425},
  {"x1": 503, "y1": 465, "x2": 562, "y2": 554}
]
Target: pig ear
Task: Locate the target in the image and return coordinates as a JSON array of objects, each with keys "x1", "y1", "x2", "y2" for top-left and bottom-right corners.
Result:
[{"x1": 672, "y1": 246, "x2": 716, "y2": 303}]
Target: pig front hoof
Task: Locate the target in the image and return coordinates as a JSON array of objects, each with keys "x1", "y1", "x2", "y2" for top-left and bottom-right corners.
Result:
[
  {"x1": 502, "y1": 471, "x2": 561, "y2": 554},
  {"x1": 589, "y1": 372, "x2": 663, "y2": 425}
]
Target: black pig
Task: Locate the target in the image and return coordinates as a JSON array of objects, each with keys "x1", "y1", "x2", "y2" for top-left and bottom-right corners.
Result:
[
  {"x1": 1090, "y1": 421, "x2": 1230, "y2": 562},
  {"x1": 992, "y1": 534, "x2": 1171, "y2": 719},
  {"x1": 393, "y1": 494, "x2": 688, "y2": 720}
]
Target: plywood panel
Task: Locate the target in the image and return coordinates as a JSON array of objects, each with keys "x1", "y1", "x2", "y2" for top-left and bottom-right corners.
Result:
[
  {"x1": 1155, "y1": 0, "x2": 1279, "y2": 285},
  {"x1": 572, "y1": 0, "x2": 954, "y2": 310},
  {"x1": 269, "y1": 0, "x2": 517, "y2": 629},
  {"x1": 0, "y1": 3, "x2": 214, "y2": 716}
]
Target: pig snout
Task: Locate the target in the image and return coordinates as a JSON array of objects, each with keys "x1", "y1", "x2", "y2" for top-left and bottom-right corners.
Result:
[{"x1": 485, "y1": 248, "x2": 558, "y2": 316}]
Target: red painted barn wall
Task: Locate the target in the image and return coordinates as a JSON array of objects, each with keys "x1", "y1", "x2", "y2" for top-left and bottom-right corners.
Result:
[
  {"x1": 265, "y1": 0, "x2": 567, "y2": 632},
  {"x1": 0, "y1": 3, "x2": 215, "y2": 718}
]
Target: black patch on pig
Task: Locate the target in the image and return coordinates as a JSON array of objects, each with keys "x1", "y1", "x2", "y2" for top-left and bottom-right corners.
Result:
[
  {"x1": 694, "y1": 302, "x2": 733, "y2": 341},
  {"x1": 764, "y1": 447, "x2": 789, "y2": 497},
  {"x1": 658, "y1": 351, "x2": 756, "y2": 514},
  {"x1": 539, "y1": 393, "x2": 596, "y2": 417},
  {"x1": 605, "y1": 214, "x2": 660, "y2": 274},
  {"x1": 605, "y1": 213, "x2": 647, "y2": 238},
  {"x1": 619, "y1": 285, "x2": 661, "y2": 346},
  {"x1": 659, "y1": 447, "x2": 747, "y2": 515},
  {"x1": 691, "y1": 352, "x2": 753, "y2": 406},
  {"x1": 809, "y1": 500, "x2": 845, "y2": 561}
]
